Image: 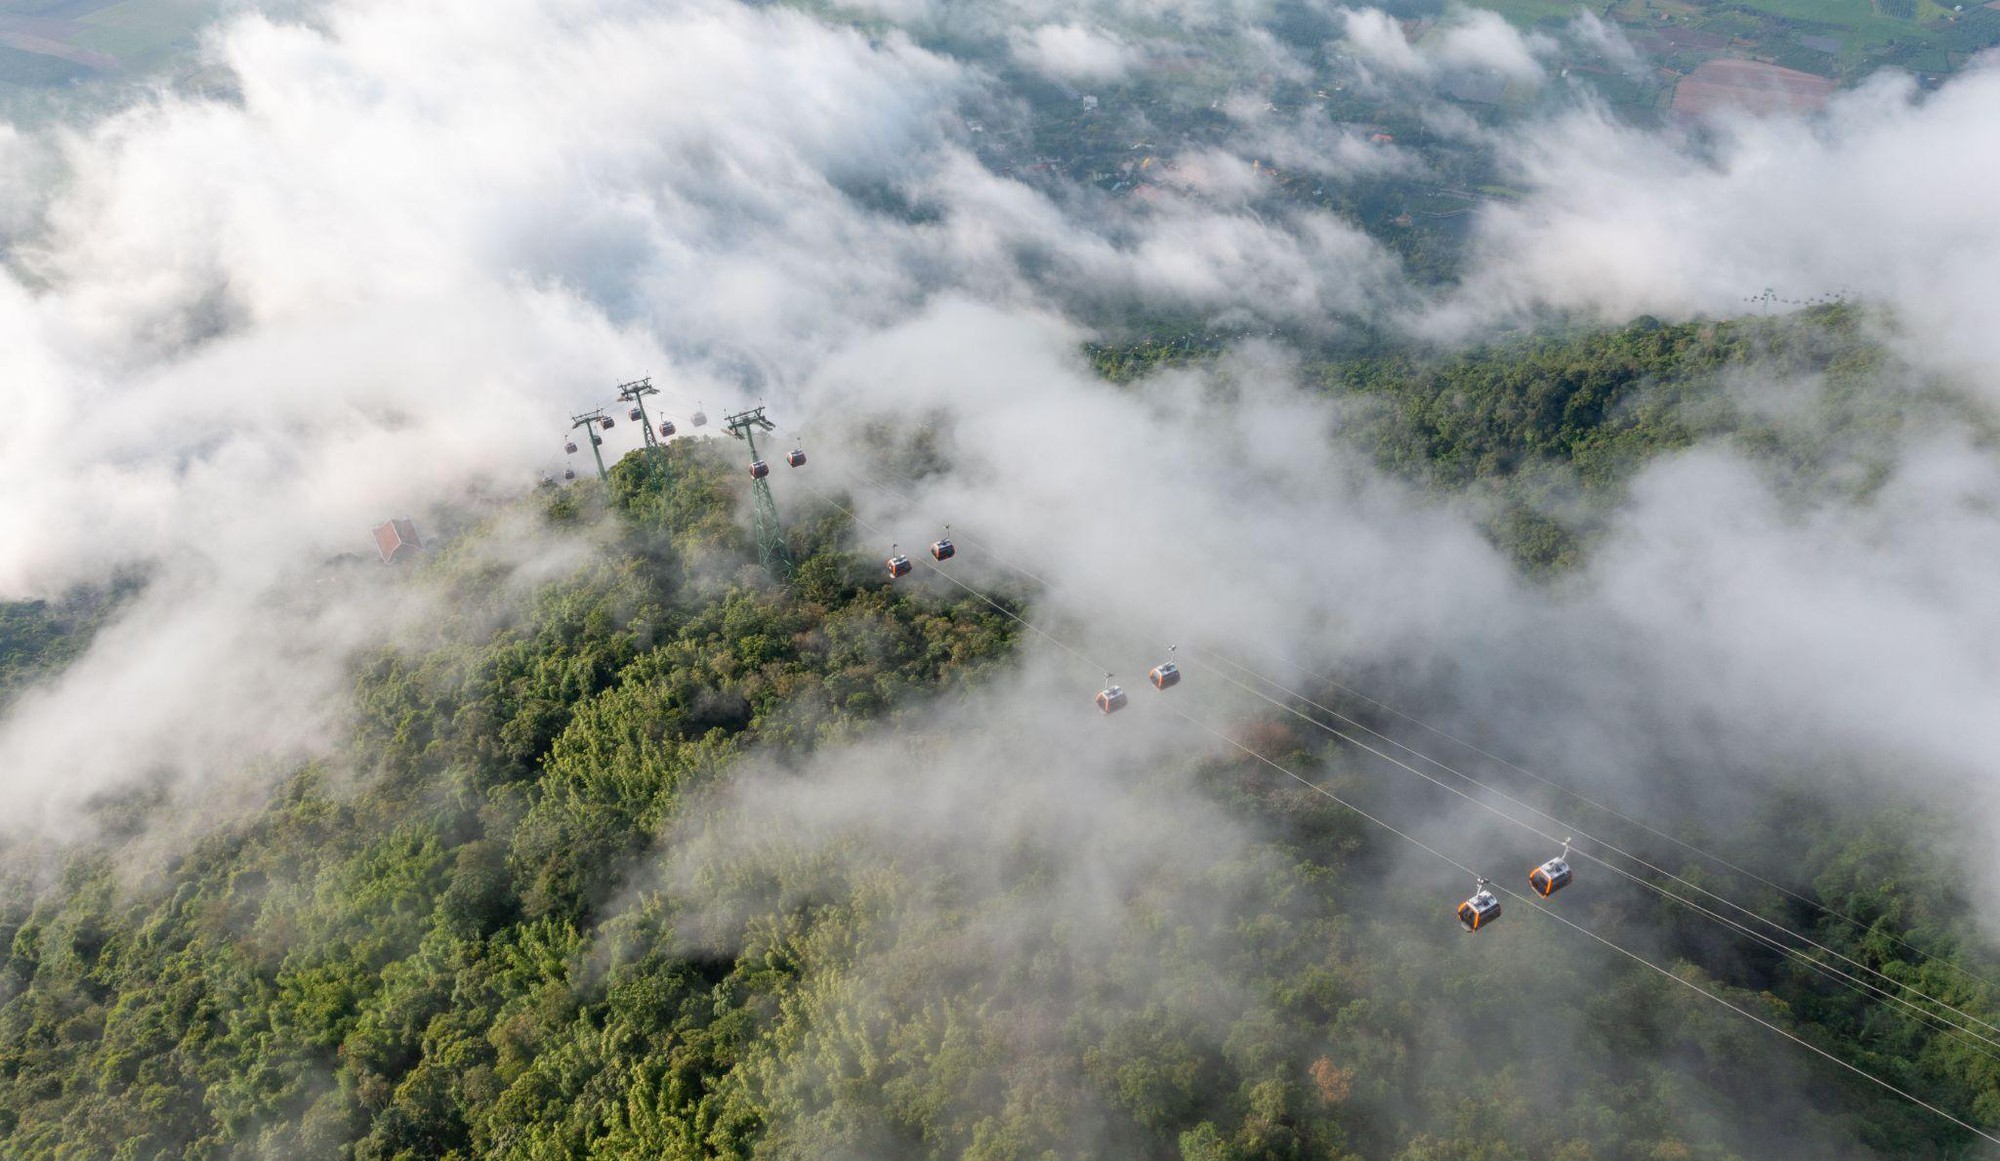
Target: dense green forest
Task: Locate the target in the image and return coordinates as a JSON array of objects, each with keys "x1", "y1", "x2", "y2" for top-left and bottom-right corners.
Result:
[
  {"x1": 2, "y1": 314, "x2": 1998, "y2": 1158},
  {"x1": 0, "y1": 582, "x2": 129, "y2": 710},
  {"x1": 1319, "y1": 305, "x2": 1928, "y2": 498},
  {"x1": 1096, "y1": 303, "x2": 1981, "y2": 572}
]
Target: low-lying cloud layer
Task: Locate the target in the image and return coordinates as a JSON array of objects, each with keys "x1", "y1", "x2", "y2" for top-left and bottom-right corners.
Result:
[
  {"x1": 1440, "y1": 67, "x2": 2000, "y2": 384},
  {"x1": 1, "y1": 3, "x2": 1999, "y2": 1116}
]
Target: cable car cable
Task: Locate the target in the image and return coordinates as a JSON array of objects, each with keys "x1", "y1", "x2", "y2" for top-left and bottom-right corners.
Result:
[
  {"x1": 825, "y1": 455, "x2": 2000, "y2": 1014},
  {"x1": 835, "y1": 462, "x2": 1797, "y2": 900},
  {"x1": 1226, "y1": 639, "x2": 2000, "y2": 998},
  {"x1": 788, "y1": 479, "x2": 1104, "y2": 675},
  {"x1": 838, "y1": 461, "x2": 1060, "y2": 588},
  {"x1": 812, "y1": 464, "x2": 2000, "y2": 1059},
  {"x1": 1186, "y1": 651, "x2": 2000, "y2": 1058},
  {"x1": 788, "y1": 467, "x2": 2000, "y2": 1140},
  {"x1": 1168, "y1": 696, "x2": 2000, "y2": 1152},
  {"x1": 1189, "y1": 647, "x2": 2000, "y2": 1025},
  {"x1": 808, "y1": 451, "x2": 2000, "y2": 1053}
]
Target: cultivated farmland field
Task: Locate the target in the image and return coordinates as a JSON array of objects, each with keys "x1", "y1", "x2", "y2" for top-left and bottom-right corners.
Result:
[
  {"x1": 67, "y1": 0, "x2": 210, "y2": 65},
  {"x1": 1477, "y1": 0, "x2": 2000, "y2": 78}
]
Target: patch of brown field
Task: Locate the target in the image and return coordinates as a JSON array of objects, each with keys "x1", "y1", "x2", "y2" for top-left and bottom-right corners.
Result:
[
  {"x1": 0, "y1": 13, "x2": 118, "y2": 71},
  {"x1": 1671, "y1": 57, "x2": 1838, "y2": 118}
]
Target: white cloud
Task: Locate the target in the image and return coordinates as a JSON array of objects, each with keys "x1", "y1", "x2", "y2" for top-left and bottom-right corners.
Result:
[
  {"x1": 1437, "y1": 65, "x2": 2000, "y2": 391},
  {"x1": 1433, "y1": 7, "x2": 1550, "y2": 79},
  {"x1": 1565, "y1": 10, "x2": 1639, "y2": 69},
  {"x1": 0, "y1": 0, "x2": 973, "y2": 598},
  {"x1": 1011, "y1": 21, "x2": 1137, "y2": 82},
  {"x1": 1340, "y1": 4, "x2": 1550, "y2": 86},
  {"x1": 3, "y1": 0, "x2": 2000, "y2": 971},
  {"x1": 0, "y1": 0, "x2": 982, "y2": 822}
]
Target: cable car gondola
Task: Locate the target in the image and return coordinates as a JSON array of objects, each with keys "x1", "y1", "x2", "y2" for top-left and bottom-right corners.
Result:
[
  {"x1": 786, "y1": 447, "x2": 807, "y2": 467},
  {"x1": 627, "y1": 406, "x2": 643, "y2": 422},
  {"x1": 565, "y1": 440, "x2": 578, "y2": 454},
  {"x1": 930, "y1": 526, "x2": 955, "y2": 562},
  {"x1": 563, "y1": 467, "x2": 576, "y2": 481},
  {"x1": 1096, "y1": 676, "x2": 1127, "y2": 715},
  {"x1": 659, "y1": 420, "x2": 676, "y2": 437},
  {"x1": 690, "y1": 404, "x2": 707, "y2": 427},
  {"x1": 599, "y1": 416, "x2": 615, "y2": 430},
  {"x1": 887, "y1": 546, "x2": 913, "y2": 579},
  {"x1": 1149, "y1": 645, "x2": 1180, "y2": 690},
  {"x1": 1457, "y1": 877, "x2": 1501, "y2": 932},
  {"x1": 749, "y1": 459, "x2": 770, "y2": 479},
  {"x1": 1529, "y1": 839, "x2": 1573, "y2": 899}
]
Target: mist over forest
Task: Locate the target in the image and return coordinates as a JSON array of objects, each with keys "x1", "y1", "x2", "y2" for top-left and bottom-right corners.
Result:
[{"x1": 2, "y1": 0, "x2": 2000, "y2": 1157}]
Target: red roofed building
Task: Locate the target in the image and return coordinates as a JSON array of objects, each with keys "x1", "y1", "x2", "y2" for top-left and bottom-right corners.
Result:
[{"x1": 372, "y1": 518, "x2": 424, "y2": 564}]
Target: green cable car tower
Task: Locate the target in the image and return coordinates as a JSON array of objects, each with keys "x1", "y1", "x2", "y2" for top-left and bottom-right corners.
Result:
[
  {"x1": 567, "y1": 409, "x2": 612, "y2": 483},
  {"x1": 617, "y1": 377, "x2": 668, "y2": 461},
  {"x1": 724, "y1": 405, "x2": 791, "y2": 579}
]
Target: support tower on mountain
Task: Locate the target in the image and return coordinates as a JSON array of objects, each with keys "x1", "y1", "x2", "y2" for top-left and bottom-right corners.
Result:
[
  {"x1": 617, "y1": 377, "x2": 668, "y2": 463},
  {"x1": 568, "y1": 410, "x2": 611, "y2": 483},
  {"x1": 724, "y1": 405, "x2": 791, "y2": 579}
]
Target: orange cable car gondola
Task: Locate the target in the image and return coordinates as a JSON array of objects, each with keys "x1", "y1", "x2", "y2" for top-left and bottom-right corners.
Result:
[
  {"x1": 1457, "y1": 877, "x2": 1501, "y2": 932},
  {"x1": 931, "y1": 525, "x2": 955, "y2": 562},
  {"x1": 1148, "y1": 645, "x2": 1180, "y2": 690},
  {"x1": 1096, "y1": 675, "x2": 1127, "y2": 715},
  {"x1": 887, "y1": 545, "x2": 913, "y2": 579},
  {"x1": 786, "y1": 447, "x2": 806, "y2": 467},
  {"x1": 749, "y1": 459, "x2": 770, "y2": 479},
  {"x1": 1529, "y1": 839, "x2": 1574, "y2": 899},
  {"x1": 659, "y1": 419, "x2": 676, "y2": 437}
]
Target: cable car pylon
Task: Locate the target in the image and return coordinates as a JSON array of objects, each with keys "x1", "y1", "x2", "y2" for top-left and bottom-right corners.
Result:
[
  {"x1": 617, "y1": 377, "x2": 670, "y2": 480},
  {"x1": 567, "y1": 409, "x2": 611, "y2": 483},
  {"x1": 723, "y1": 405, "x2": 790, "y2": 579}
]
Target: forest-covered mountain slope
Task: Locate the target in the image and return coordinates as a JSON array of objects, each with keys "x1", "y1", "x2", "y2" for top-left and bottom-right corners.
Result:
[{"x1": 2, "y1": 314, "x2": 1997, "y2": 1160}]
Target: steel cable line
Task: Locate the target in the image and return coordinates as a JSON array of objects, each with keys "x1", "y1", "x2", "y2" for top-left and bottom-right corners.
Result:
[
  {"x1": 826, "y1": 453, "x2": 2000, "y2": 1008},
  {"x1": 1186, "y1": 654, "x2": 2000, "y2": 1064},
  {"x1": 783, "y1": 471, "x2": 2000, "y2": 1143},
  {"x1": 1168, "y1": 699, "x2": 2000, "y2": 1149},
  {"x1": 746, "y1": 420, "x2": 2000, "y2": 1060},
  {"x1": 1189, "y1": 647, "x2": 2000, "y2": 1053},
  {"x1": 787, "y1": 477, "x2": 1099, "y2": 676},
  {"x1": 802, "y1": 459, "x2": 2000, "y2": 1077},
  {"x1": 1229, "y1": 638, "x2": 2000, "y2": 997}
]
